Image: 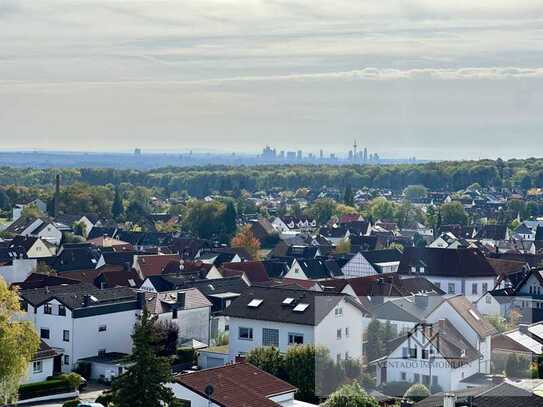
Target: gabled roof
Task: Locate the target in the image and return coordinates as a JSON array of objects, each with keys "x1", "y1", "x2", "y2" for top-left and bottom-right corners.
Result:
[
  {"x1": 474, "y1": 224, "x2": 508, "y2": 241},
  {"x1": 12, "y1": 273, "x2": 80, "y2": 290},
  {"x1": 52, "y1": 243, "x2": 101, "y2": 272},
  {"x1": 225, "y1": 285, "x2": 363, "y2": 326},
  {"x1": 176, "y1": 363, "x2": 296, "y2": 407},
  {"x1": 445, "y1": 295, "x2": 497, "y2": 338},
  {"x1": 136, "y1": 254, "x2": 181, "y2": 277},
  {"x1": 415, "y1": 382, "x2": 543, "y2": 407},
  {"x1": 295, "y1": 258, "x2": 343, "y2": 279},
  {"x1": 397, "y1": 247, "x2": 497, "y2": 277},
  {"x1": 87, "y1": 226, "x2": 118, "y2": 240},
  {"x1": 143, "y1": 288, "x2": 212, "y2": 315},
  {"x1": 147, "y1": 275, "x2": 247, "y2": 295},
  {"x1": 220, "y1": 261, "x2": 271, "y2": 284},
  {"x1": 373, "y1": 295, "x2": 445, "y2": 322}
]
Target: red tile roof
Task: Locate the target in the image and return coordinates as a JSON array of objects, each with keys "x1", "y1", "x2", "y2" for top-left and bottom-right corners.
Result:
[
  {"x1": 176, "y1": 363, "x2": 296, "y2": 407},
  {"x1": 136, "y1": 254, "x2": 181, "y2": 277},
  {"x1": 220, "y1": 261, "x2": 270, "y2": 284}
]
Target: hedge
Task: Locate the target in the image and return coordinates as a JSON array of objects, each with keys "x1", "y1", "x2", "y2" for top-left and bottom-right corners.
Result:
[{"x1": 19, "y1": 378, "x2": 72, "y2": 400}]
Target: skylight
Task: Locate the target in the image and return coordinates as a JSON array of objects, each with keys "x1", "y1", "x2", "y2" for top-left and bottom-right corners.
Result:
[
  {"x1": 128, "y1": 279, "x2": 136, "y2": 287},
  {"x1": 282, "y1": 297, "x2": 295, "y2": 305},
  {"x1": 293, "y1": 303, "x2": 309, "y2": 312},
  {"x1": 468, "y1": 309, "x2": 480, "y2": 321},
  {"x1": 89, "y1": 295, "x2": 99, "y2": 303},
  {"x1": 248, "y1": 299, "x2": 263, "y2": 308}
]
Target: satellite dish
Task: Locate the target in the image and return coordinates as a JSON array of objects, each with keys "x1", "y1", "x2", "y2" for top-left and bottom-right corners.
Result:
[{"x1": 204, "y1": 384, "x2": 214, "y2": 397}]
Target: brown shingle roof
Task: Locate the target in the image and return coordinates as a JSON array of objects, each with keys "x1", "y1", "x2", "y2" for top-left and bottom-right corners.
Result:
[
  {"x1": 143, "y1": 288, "x2": 211, "y2": 315},
  {"x1": 136, "y1": 254, "x2": 181, "y2": 277},
  {"x1": 446, "y1": 296, "x2": 497, "y2": 338},
  {"x1": 176, "y1": 363, "x2": 296, "y2": 407}
]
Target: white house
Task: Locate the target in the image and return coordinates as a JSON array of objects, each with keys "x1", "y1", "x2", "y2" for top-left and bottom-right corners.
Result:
[
  {"x1": 20, "y1": 283, "x2": 139, "y2": 373},
  {"x1": 0, "y1": 257, "x2": 37, "y2": 285},
  {"x1": 340, "y1": 249, "x2": 402, "y2": 278},
  {"x1": 24, "y1": 340, "x2": 59, "y2": 384},
  {"x1": 374, "y1": 320, "x2": 482, "y2": 392},
  {"x1": 143, "y1": 288, "x2": 212, "y2": 345},
  {"x1": 225, "y1": 286, "x2": 366, "y2": 364},
  {"x1": 12, "y1": 199, "x2": 47, "y2": 221},
  {"x1": 397, "y1": 247, "x2": 502, "y2": 303},
  {"x1": 5, "y1": 217, "x2": 62, "y2": 246}
]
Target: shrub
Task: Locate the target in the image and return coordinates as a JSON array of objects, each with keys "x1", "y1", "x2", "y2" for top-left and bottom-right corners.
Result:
[
  {"x1": 404, "y1": 384, "x2": 430, "y2": 402},
  {"x1": 74, "y1": 361, "x2": 92, "y2": 379},
  {"x1": 19, "y1": 379, "x2": 72, "y2": 400}
]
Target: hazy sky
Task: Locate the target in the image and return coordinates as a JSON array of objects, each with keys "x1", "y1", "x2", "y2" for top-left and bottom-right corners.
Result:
[{"x1": 1, "y1": 0, "x2": 543, "y2": 159}]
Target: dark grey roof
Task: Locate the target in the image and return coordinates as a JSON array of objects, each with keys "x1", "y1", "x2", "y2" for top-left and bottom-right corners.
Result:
[
  {"x1": 296, "y1": 258, "x2": 343, "y2": 279},
  {"x1": 474, "y1": 224, "x2": 508, "y2": 241},
  {"x1": 415, "y1": 382, "x2": 543, "y2": 407},
  {"x1": 147, "y1": 275, "x2": 247, "y2": 295},
  {"x1": 373, "y1": 295, "x2": 445, "y2": 322},
  {"x1": 20, "y1": 283, "x2": 137, "y2": 312},
  {"x1": 225, "y1": 286, "x2": 363, "y2": 326},
  {"x1": 398, "y1": 247, "x2": 497, "y2": 277}
]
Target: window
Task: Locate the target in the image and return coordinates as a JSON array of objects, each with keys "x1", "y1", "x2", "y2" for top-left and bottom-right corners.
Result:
[
  {"x1": 345, "y1": 327, "x2": 350, "y2": 337},
  {"x1": 58, "y1": 305, "x2": 66, "y2": 316},
  {"x1": 408, "y1": 348, "x2": 417, "y2": 359},
  {"x1": 288, "y1": 333, "x2": 304, "y2": 345},
  {"x1": 40, "y1": 328, "x2": 50, "y2": 339},
  {"x1": 482, "y1": 283, "x2": 488, "y2": 294},
  {"x1": 64, "y1": 355, "x2": 70, "y2": 365},
  {"x1": 262, "y1": 328, "x2": 279, "y2": 347},
  {"x1": 172, "y1": 308, "x2": 178, "y2": 319},
  {"x1": 63, "y1": 330, "x2": 70, "y2": 342},
  {"x1": 33, "y1": 361, "x2": 43, "y2": 373},
  {"x1": 486, "y1": 294, "x2": 492, "y2": 304},
  {"x1": 400, "y1": 372, "x2": 407, "y2": 381},
  {"x1": 337, "y1": 329, "x2": 342, "y2": 340},
  {"x1": 448, "y1": 283, "x2": 455, "y2": 294},
  {"x1": 423, "y1": 375, "x2": 430, "y2": 386},
  {"x1": 239, "y1": 327, "x2": 253, "y2": 340},
  {"x1": 44, "y1": 303, "x2": 52, "y2": 314},
  {"x1": 402, "y1": 347, "x2": 408, "y2": 359},
  {"x1": 422, "y1": 349, "x2": 429, "y2": 359},
  {"x1": 414, "y1": 373, "x2": 420, "y2": 383},
  {"x1": 20, "y1": 300, "x2": 28, "y2": 312},
  {"x1": 335, "y1": 307, "x2": 343, "y2": 317},
  {"x1": 472, "y1": 283, "x2": 478, "y2": 295},
  {"x1": 98, "y1": 325, "x2": 107, "y2": 332}
]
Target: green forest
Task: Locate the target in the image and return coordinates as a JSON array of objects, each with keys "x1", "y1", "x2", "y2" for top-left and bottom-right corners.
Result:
[{"x1": 0, "y1": 157, "x2": 542, "y2": 196}]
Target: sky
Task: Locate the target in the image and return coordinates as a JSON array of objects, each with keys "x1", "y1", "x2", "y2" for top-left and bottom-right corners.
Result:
[{"x1": 1, "y1": 0, "x2": 543, "y2": 160}]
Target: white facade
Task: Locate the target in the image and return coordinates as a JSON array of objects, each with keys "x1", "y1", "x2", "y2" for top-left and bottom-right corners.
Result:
[
  {"x1": 377, "y1": 328, "x2": 479, "y2": 392},
  {"x1": 24, "y1": 299, "x2": 137, "y2": 373},
  {"x1": 341, "y1": 253, "x2": 379, "y2": 278},
  {"x1": 0, "y1": 258, "x2": 37, "y2": 285},
  {"x1": 415, "y1": 275, "x2": 497, "y2": 303},
  {"x1": 24, "y1": 357, "x2": 55, "y2": 384},
  {"x1": 228, "y1": 297, "x2": 364, "y2": 363},
  {"x1": 157, "y1": 306, "x2": 211, "y2": 345}
]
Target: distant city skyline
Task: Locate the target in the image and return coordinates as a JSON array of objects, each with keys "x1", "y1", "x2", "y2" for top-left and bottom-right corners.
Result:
[{"x1": 1, "y1": 1, "x2": 542, "y2": 160}]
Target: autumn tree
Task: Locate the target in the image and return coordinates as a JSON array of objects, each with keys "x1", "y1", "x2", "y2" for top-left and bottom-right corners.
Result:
[
  {"x1": 0, "y1": 277, "x2": 40, "y2": 405},
  {"x1": 231, "y1": 225, "x2": 261, "y2": 260}
]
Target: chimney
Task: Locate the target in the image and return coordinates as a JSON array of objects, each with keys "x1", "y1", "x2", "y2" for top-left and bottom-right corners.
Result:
[
  {"x1": 519, "y1": 324, "x2": 530, "y2": 335},
  {"x1": 53, "y1": 174, "x2": 61, "y2": 218},
  {"x1": 83, "y1": 294, "x2": 91, "y2": 307},
  {"x1": 414, "y1": 294, "x2": 429, "y2": 308},
  {"x1": 443, "y1": 394, "x2": 456, "y2": 407},
  {"x1": 177, "y1": 292, "x2": 186, "y2": 308}
]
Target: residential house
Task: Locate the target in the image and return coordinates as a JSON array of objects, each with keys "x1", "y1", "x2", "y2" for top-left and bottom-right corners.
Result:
[
  {"x1": 143, "y1": 288, "x2": 212, "y2": 345},
  {"x1": 339, "y1": 249, "x2": 402, "y2": 278},
  {"x1": 9, "y1": 235, "x2": 57, "y2": 258},
  {"x1": 473, "y1": 224, "x2": 511, "y2": 246},
  {"x1": 24, "y1": 340, "x2": 60, "y2": 384},
  {"x1": 12, "y1": 199, "x2": 47, "y2": 221},
  {"x1": 166, "y1": 363, "x2": 315, "y2": 407},
  {"x1": 5, "y1": 216, "x2": 62, "y2": 246},
  {"x1": 283, "y1": 258, "x2": 343, "y2": 281},
  {"x1": 133, "y1": 253, "x2": 182, "y2": 279},
  {"x1": 19, "y1": 283, "x2": 139, "y2": 372},
  {"x1": 397, "y1": 247, "x2": 502, "y2": 302},
  {"x1": 226, "y1": 286, "x2": 366, "y2": 363}
]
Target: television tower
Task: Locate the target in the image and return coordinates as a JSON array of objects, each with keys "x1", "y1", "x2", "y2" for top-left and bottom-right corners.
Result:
[{"x1": 353, "y1": 140, "x2": 358, "y2": 161}]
